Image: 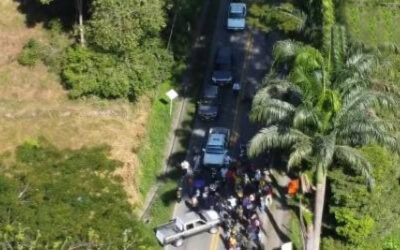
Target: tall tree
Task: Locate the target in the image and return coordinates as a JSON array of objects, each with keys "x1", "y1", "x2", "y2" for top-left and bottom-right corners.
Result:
[
  {"x1": 39, "y1": 0, "x2": 86, "y2": 46},
  {"x1": 249, "y1": 38, "x2": 398, "y2": 250}
]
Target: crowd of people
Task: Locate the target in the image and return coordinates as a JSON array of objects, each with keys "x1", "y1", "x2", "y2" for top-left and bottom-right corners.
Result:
[{"x1": 179, "y1": 148, "x2": 274, "y2": 250}]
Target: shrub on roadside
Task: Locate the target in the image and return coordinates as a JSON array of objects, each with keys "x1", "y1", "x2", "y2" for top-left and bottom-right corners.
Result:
[
  {"x1": 17, "y1": 39, "x2": 42, "y2": 66},
  {"x1": 62, "y1": 47, "x2": 131, "y2": 99}
]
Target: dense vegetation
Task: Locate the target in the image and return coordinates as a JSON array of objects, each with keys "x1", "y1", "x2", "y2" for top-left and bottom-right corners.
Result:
[
  {"x1": 10, "y1": 0, "x2": 207, "y2": 248},
  {"x1": 248, "y1": 0, "x2": 400, "y2": 249},
  {"x1": 18, "y1": 0, "x2": 204, "y2": 100},
  {"x1": 0, "y1": 139, "x2": 157, "y2": 249}
]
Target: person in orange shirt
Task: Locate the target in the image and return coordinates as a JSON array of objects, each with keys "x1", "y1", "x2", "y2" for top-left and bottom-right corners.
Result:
[{"x1": 287, "y1": 179, "x2": 299, "y2": 196}]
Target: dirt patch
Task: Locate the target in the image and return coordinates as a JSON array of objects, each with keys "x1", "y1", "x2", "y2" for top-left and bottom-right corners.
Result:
[{"x1": 0, "y1": 0, "x2": 153, "y2": 204}]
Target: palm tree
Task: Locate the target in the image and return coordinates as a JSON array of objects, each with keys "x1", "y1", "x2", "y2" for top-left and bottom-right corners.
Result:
[{"x1": 249, "y1": 36, "x2": 398, "y2": 250}]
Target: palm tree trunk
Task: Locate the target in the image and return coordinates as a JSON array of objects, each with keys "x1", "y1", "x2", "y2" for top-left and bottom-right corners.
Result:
[
  {"x1": 312, "y1": 168, "x2": 327, "y2": 250},
  {"x1": 305, "y1": 225, "x2": 314, "y2": 250},
  {"x1": 76, "y1": 0, "x2": 85, "y2": 46}
]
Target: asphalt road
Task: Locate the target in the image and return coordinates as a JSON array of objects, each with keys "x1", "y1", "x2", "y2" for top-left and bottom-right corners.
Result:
[{"x1": 164, "y1": 0, "x2": 279, "y2": 249}]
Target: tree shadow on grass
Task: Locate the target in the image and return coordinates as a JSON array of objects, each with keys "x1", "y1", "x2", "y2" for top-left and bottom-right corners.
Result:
[
  {"x1": 159, "y1": 98, "x2": 168, "y2": 105},
  {"x1": 13, "y1": 0, "x2": 79, "y2": 30},
  {"x1": 159, "y1": 188, "x2": 177, "y2": 206}
]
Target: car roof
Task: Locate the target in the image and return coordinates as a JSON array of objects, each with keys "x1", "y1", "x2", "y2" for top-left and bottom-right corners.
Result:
[
  {"x1": 201, "y1": 210, "x2": 219, "y2": 221},
  {"x1": 216, "y1": 47, "x2": 231, "y2": 64},
  {"x1": 178, "y1": 212, "x2": 200, "y2": 223},
  {"x1": 230, "y1": 3, "x2": 245, "y2": 13},
  {"x1": 203, "y1": 84, "x2": 219, "y2": 98},
  {"x1": 207, "y1": 133, "x2": 226, "y2": 146}
]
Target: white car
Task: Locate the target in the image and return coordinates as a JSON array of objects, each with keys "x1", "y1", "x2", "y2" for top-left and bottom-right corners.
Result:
[
  {"x1": 227, "y1": 3, "x2": 246, "y2": 30},
  {"x1": 202, "y1": 127, "x2": 230, "y2": 167}
]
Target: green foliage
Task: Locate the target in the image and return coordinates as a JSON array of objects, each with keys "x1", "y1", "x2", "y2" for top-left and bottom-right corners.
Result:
[
  {"x1": 329, "y1": 145, "x2": 400, "y2": 247},
  {"x1": 18, "y1": 39, "x2": 42, "y2": 66},
  {"x1": 88, "y1": 0, "x2": 165, "y2": 55},
  {"x1": 334, "y1": 208, "x2": 375, "y2": 244},
  {"x1": 0, "y1": 139, "x2": 157, "y2": 249},
  {"x1": 62, "y1": 47, "x2": 131, "y2": 99},
  {"x1": 343, "y1": 2, "x2": 400, "y2": 49},
  {"x1": 88, "y1": 0, "x2": 173, "y2": 92},
  {"x1": 35, "y1": 0, "x2": 173, "y2": 100},
  {"x1": 248, "y1": 3, "x2": 306, "y2": 34},
  {"x1": 137, "y1": 81, "x2": 173, "y2": 196},
  {"x1": 17, "y1": 20, "x2": 71, "y2": 72},
  {"x1": 165, "y1": 0, "x2": 204, "y2": 61},
  {"x1": 321, "y1": 0, "x2": 335, "y2": 56},
  {"x1": 288, "y1": 212, "x2": 303, "y2": 250},
  {"x1": 321, "y1": 237, "x2": 348, "y2": 250},
  {"x1": 40, "y1": 19, "x2": 72, "y2": 73},
  {"x1": 252, "y1": 37, "x2": 398, "y2": 248}
]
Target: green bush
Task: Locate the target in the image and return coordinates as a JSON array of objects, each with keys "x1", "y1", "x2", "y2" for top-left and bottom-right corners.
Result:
[
  {"x1": 40, "y1": 19, "x2": 71, "y2": 73},
  {"x1": 328, "y1": 145, "x2": 400, "y2": 247},
  {"x1": 1, "y1": 139, "x2": 158, "y2": 249},
  {"x1": 288, "y1": 212, "x2": 303, "y2": 250},
  {"x1": 62, "y1": 47, "x2": 131, "y2": 99},
  {"x1": 17, "y1": 39, "x2": 42, "y2": 66},
  {"x1": 248, "y1": 3, "x2": 306, "y2": 34},
  {"x1": 334, "y1": 208, "x2": 375, "y2": 244}
]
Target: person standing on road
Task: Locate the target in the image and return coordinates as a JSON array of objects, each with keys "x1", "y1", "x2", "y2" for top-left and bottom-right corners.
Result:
[
  {"x1": 232, "y1": 82, "x2": 240, "y2": 97},
  {"x1": 180, "y1": 160, "x2": 192, "y2": 176}
]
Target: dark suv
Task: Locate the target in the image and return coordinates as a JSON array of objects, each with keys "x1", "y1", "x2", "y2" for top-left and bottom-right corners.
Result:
[
  {"x1": 198, "y1": 84, "x2": 220, "y2": 121},
  {"x1": 211, "y1": 47, "x2": 233, "y2": 86}
]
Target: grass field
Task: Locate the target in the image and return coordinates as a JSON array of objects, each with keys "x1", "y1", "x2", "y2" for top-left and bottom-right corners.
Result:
[
  {"x1": 0, "y1": 0, "x2": 154, "y2": 204},
  {"x1": 342, "y1": 2, "x2": 400, "y2": 47}
]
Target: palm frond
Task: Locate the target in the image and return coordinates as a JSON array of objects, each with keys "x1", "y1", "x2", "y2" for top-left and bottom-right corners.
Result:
[
  {"x1": 290, "y1": 66, "x2": 323, "y2": 101},
  {"x1": 336, "y1": 115, "x2": 399, "y2": 151},
  {"x1": 346, "y1": 53, "x2": 377, "y2": 76},
  {"x1": 336, "y1": 89, "x2": 398, "y2": 125},
  {"x1": 335, "y1": 74, "x2": 369, "y2": 95},
  {"x1": 331, "y1": 24, "x2": 345, "y2": 74},
  {"x1": 250, "y1": 99, "x2": 295, "y2": 125},
  {"x1": 249, "y1": 126, "x2": 310, "y2": 157},
  {"x1": 276, "y1": 6, "x2": 307, "y2": 32},
  {"x1": 292, "y1": 106, "x2": 319, "y2": 131},
  {"x1": 272, "y1": 40, "x2": 303, "y2": 64},
  {"x1": 334, "y1": 145, "x2": 374, "y2": 187},
  {"x1": 315, "y1": 133, "x2": 336, "y2": 173},
  {"x1": 287, "y1": 140, "x2": 313, "y2": 169},
  {"x1": 340, "y1": 25, "x2": 348, "y2": 58},
  {"x1": 295, "y1": 46, "x2": 324, "y2": 70}
]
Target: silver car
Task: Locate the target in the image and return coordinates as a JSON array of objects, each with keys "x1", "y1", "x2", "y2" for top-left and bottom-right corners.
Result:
[{"x1": 155, "y1": 210, "x2": 220, "y2": 247}]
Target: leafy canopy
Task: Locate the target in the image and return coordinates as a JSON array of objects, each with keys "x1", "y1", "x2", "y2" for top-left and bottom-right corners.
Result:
[
  {"x1": 329, "y1": 145, "x2": 400, "y2": 246},
  {"x1": 0, "y1": 139, "x2": 157, "y2": 249}
]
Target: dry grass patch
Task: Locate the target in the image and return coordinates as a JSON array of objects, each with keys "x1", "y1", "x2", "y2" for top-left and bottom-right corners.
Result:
[{"x1": 0, "y1": 0, "x2": 154, "y2": 204}]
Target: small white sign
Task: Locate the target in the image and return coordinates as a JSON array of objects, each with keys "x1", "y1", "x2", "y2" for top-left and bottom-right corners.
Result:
[
  {"x1": 281, "y1": 242, "x2": 293, "y2": 250},
  {"x1": 166, "y1": 89, "x2": 178, "y2": 100}
]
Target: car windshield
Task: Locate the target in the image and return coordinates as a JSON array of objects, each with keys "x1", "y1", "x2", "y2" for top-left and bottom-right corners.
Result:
[
  {"x1": 229, "y1": 11, "x2": 245, "y2": 19},
  {"x1": 206, "y1": 145, "x2": 224, "y2": 154},
  {"x1": 215, "y1": 63, "x2": 230, "y2": 71},
  {"x1": 200, "y1": 98, "x2": 216, "y2": 105}
]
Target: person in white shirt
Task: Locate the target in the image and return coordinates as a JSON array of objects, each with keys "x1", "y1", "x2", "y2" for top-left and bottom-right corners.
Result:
[{"x1": 180, "y1": 160, "x2": 193, "y2": 176}]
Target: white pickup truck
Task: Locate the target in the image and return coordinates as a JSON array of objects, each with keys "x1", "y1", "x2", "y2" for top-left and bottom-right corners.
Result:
[
  {"x1": 155, "y1": 210, "x2": 220, "y2": 247},
  {"x1": 202, "y1": 127, "x2": 230, "y2": 167}
]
